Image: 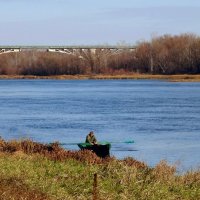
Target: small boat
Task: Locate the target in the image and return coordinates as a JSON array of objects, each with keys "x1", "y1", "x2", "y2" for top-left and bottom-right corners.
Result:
[{"x1": 77, "y1": 142, "x2": 111, "y2": 158}]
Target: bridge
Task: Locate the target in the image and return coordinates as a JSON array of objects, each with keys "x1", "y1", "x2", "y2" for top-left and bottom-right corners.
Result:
[{"x1": 0, "y1": 45, "x2": 136, "y2": 55}]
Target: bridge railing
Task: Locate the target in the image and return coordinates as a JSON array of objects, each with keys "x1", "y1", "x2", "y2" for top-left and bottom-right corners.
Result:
[{"x1": 0, "y1": 45, "x2": 136, "y2": 55}]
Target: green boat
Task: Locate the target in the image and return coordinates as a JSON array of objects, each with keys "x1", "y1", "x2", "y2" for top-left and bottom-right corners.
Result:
[{"x1": 77, "y1": 142, "x2": 111, "y2": 158}]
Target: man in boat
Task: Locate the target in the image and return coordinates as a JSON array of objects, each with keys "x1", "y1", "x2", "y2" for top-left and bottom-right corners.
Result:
[{"x1": 85, "y1": 131, "x2": 97, "y2": 145}]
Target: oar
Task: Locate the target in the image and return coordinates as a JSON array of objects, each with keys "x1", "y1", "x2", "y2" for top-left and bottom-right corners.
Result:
[
  {"x1": 57, "y1": 140, "x2": 134, "y2": 146},
  {"x1": 49, "y1": 142, "x2": 80, "y2": 145},
  {"x1": 113, "y1": 140, "x2": 134, "y2": 144}
]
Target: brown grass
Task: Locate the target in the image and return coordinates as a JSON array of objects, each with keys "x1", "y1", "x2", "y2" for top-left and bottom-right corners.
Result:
[
  {"x1": 0, "y1": 138, "x2": 103, "y2": 164},
  {"x1": 1, "y1": 74, "x2": 200, "y2": 82},
  {"x1": 153, "y1": 160, "x2": 177, "y2": 182},
  {"x1": 0, "y1": 138, "x2": 147, "y2": 169},
  {"x1": 0, "y1": 176, "x2": 51, "y2": 200},
  {"x1": 122, "y1": 157, "x2": 147, "y2": 170}
]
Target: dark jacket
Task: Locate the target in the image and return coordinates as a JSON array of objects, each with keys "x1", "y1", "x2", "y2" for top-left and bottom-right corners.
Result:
[{"x1": 85, "y1": 134, "x2": 97, "y2": 144}]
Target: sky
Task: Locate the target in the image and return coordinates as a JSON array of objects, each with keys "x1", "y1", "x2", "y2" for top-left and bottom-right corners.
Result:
[{"x1": 0, "y1": 0, "x2": 200, "y2": 45}]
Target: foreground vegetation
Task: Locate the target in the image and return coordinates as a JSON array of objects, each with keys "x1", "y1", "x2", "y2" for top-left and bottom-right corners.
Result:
[
  {"x1": 0, "y1": 138, "x2": 199, "y2": 200},
  {"x1": 0, "y1": 33, "x2": 200, "y2": 76}
]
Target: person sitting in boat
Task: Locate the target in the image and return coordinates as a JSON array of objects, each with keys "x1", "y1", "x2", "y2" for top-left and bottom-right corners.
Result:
[{"x1": 85, "y1": 131, "x2": 97, "y2": 145}]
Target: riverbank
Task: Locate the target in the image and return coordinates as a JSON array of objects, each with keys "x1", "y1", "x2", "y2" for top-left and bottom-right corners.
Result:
[
  {"x1": 0, "y1": 138, "x2": 199, "y2": 199},
  {"x1": 1, "y1": 74, "x2": 200, "y2": 82}
]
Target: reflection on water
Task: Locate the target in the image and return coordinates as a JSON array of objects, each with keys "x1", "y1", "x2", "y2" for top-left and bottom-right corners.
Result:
[{"x1": 0, "y1": 79, "x2": 200, "y2": 171}]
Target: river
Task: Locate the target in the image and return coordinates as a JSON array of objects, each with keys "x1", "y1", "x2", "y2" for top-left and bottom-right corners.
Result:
[{"x1": 0, "y1": 79, "x2": 199, "y2": 172}]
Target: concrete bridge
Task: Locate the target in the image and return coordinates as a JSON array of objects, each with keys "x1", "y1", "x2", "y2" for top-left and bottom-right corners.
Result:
[{"x1": 0, "y1": 45, "x2": 136, "y2": 55}]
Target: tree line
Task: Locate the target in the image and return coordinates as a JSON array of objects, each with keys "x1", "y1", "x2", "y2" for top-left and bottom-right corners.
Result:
[{"x1": 0, "y1": 33, "x2": 200, "y2": 76}]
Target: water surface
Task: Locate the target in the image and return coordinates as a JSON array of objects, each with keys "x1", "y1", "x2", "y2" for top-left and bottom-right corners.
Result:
[{"x1": 0, "y1": 79, "x2": 200, "y2": 172}]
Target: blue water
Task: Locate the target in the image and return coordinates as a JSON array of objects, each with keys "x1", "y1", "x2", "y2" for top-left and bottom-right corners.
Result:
[{"x1": 0, "y1": 79, "x2": 200, "y2": 172}]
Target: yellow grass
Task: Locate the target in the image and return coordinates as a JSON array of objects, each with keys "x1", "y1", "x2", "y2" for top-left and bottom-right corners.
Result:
[{"x1": 1, "y1": 73, "x2": 200, "y2": 82}]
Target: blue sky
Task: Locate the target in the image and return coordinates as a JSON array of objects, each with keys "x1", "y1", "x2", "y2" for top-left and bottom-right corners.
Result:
[{"x1": 0, "y1": 0, "x2": 200, "y2": 45}]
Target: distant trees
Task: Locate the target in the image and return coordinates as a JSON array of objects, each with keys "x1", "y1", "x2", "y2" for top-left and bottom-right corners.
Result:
[
  {"x1": 0, "y1": 33, "x2": 200, "y2": 75},
  {"x1": 135, "y1": 34, "x2": 200, "y2": 74}
]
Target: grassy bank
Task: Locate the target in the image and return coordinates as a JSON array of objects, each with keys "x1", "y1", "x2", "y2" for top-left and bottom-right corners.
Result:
[
  {"x1": 1, "y1": 74, "x2": 200, "y2": 82},
  {"x1": 0, "y1": 138, "x2": 199, "y2": 200}
]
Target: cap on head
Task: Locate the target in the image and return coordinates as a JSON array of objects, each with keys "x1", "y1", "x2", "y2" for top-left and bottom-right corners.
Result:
[{"x1": 89, "y1": 131, "x2": 94, "y2": 135}]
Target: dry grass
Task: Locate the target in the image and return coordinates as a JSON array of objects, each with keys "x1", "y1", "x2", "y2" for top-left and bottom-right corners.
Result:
[
  {"x1": 0, "y1": 176, "x2": 51, "y2": 200},
  {"x1": 122, "y1": 157, "x2": 147, "y2": 170},
  {"x1": 0, "y1": 138, "x2": 199, "y2": 199},
  {"x1": 0, "y1": 138, "x2": 102, "y2": 164},
  {"x1": 0, "y1": 138, "x2": 123, "y2": 166},
  {"x1": 1, "y1": 74, "x2": 200, "y2": 82}
]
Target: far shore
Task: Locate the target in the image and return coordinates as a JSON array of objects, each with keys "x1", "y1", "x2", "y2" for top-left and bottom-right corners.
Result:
[{"x1": 1, "y1": 74, "x2": 200, "y2": 82}]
